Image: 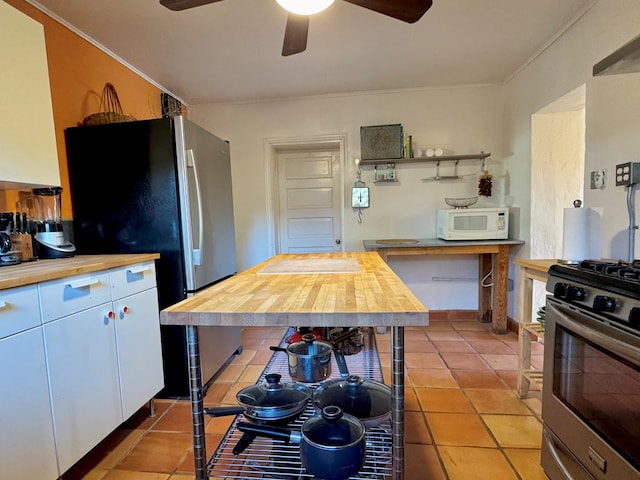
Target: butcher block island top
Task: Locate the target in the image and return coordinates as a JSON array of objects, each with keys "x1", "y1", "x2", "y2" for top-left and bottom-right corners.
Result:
[
  {"x1": 0, "y1": 253, "x2": 160, "y2": 290},
  {"x1": 160, "y1": 252, "x2": 429, "y2": 327}
]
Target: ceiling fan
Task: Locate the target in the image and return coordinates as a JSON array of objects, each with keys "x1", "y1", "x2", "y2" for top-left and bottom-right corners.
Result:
[{"x1": 159, "y1": 0, "x2": 433, "y2": 56}]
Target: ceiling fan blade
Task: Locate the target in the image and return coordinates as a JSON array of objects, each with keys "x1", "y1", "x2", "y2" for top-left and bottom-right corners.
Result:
[
  {"x1": 282, "y1": 14, "x2": 309, "y2": 56},
  {"x1": 159, "y1": 0, "x2": 223, "y2": 11},
  {"x1": 342, "y1": 0, "x2": 433, "y2": 23}
]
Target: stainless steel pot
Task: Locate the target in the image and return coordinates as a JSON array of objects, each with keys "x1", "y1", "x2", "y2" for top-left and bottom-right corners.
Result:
[
  {"x1": 237, "y1": 405, "x2": 366, "y2": 480},
  {"x1": 270, "y1": 334, "x2": 333, "y2": 382}
]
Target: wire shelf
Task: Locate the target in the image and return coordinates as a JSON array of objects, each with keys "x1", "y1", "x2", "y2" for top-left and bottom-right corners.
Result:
[{"x1": 208, "y1": 327, "x2": 392, "y2": 480}]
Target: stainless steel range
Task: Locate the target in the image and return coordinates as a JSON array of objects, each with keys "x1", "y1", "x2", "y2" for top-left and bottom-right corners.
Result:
[{"x1": 542, "y1": 260, "x2": 640, "y2": 480}]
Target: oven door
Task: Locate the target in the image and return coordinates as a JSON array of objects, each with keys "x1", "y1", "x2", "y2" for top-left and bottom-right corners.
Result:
[{"x1": 542, "y1": 298, "x2": 640, "y2": 480}]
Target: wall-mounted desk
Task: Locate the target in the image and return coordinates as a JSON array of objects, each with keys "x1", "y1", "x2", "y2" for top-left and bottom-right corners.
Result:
[{"x1": 364, "y1": 238, "x2": 524, "y2": 334}]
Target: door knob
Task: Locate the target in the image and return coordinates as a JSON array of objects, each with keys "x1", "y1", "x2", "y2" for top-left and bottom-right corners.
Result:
[{"x1": 335, "y1": 239, "x2": 341, "y2": 245}]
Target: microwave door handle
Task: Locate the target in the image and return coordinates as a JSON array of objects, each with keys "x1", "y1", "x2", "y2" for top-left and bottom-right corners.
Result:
[
  {"x1": 550, "y1": 302, "x2": 640, "y2": 365},
  {"x1": 186, "y1": 148, "x2": 204, "y2": 266}
]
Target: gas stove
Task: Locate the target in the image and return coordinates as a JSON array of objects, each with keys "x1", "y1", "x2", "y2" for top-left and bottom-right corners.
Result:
[{"x1": 547, "y1": 259, "x2": 640, "y2": 334}]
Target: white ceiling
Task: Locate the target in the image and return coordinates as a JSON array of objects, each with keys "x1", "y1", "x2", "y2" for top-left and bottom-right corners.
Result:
[{"x1": 28, "y1": 0, "x2": 596, "y2": 105}]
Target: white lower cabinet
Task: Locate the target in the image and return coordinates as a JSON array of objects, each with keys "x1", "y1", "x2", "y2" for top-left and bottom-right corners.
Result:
[
  {"x1": 0, "y1": 292, "x2": 58, "y2": 480},
  {"x1": 44, "y1": 304, "x2": 122, "y2": 473},
  {"x1": 39, "y1": 260, "x2": 163, "y2": 475}
]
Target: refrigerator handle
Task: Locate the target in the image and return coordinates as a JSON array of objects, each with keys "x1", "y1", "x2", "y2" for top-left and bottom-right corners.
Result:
[{"x1": 186, "y1": 148, "x2": 204, "y2": 266}]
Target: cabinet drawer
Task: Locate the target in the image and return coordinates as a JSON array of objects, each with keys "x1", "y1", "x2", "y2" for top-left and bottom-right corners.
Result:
[
  {"x1": 39, "y1": 271, "x2": 111, "y2": 322},
  {"x1": 110, "y1": 261, "x2": 157, "y2": 300},
  {"x1": 0, "y1": 285, "x2": 41, "y2": 339}
]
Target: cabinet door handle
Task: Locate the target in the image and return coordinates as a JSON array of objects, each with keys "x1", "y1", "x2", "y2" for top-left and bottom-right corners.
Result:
[
  {"x1": 65, "y1": 278, "x2": 100, "y2": 289},
  {"x1": 0, "y1": 300, "x2": 6, "y2": 310},
  {"x1": 127, "y1": 265, "x2": 150, "y2": 275}
]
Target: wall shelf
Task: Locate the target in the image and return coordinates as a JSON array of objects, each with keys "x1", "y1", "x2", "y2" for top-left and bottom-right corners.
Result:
[{"x1": 359, "y1": 152, "x2": 490, "y2": 166}]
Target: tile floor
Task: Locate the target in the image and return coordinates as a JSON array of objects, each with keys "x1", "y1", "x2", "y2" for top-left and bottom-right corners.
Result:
[{"x1": 61, "y1": 312, "x2": 547, "y2": 480}]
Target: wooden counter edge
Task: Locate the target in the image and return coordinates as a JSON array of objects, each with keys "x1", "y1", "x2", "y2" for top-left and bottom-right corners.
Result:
[{"x1": 0, "y1": 253, "x2": 160, "y2": 290}]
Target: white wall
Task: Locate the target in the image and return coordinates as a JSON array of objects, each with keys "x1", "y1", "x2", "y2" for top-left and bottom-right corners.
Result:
[
  {"x1": 191, "y1": 0, "x2": 640, "y2": 315},
  {"x1": 504, "y1": 0, "x2": 640, "y2": 263}
]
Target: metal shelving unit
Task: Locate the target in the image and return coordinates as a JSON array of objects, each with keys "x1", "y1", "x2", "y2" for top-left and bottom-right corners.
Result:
[{"x1": 208, "y1": 328, "x2": 392, "y2": 480}]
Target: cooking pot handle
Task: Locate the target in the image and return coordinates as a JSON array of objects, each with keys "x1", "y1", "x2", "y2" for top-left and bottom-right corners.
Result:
[
  {"x1": 269, "y1": 346, "x2": 288, "y2": 353},
  {"x1": 237, "y1": 421, "x2": 302, "y2": 444},
  {"x1": 232, "y1": 431, "x2": 256, "y2": 455},
  {"x1": 203, "y1": 406, "x2": 245, "y2": 417},
  {"x1": 334, "y1": 349, "x2": 350, "y2": 378}
]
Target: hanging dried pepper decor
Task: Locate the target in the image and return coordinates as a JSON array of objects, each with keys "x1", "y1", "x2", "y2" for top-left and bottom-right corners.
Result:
[{"x1": 478, "y1": 170, "x2": 493, "y2": 197}]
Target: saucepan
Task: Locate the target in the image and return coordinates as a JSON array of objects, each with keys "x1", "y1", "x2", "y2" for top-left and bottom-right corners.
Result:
[
  {"x1": 237, "y1": 405, "x2": 366, "y2": 480},
  {"x1": 270, "y1": 333, "x2": 334, "y2": 382}
]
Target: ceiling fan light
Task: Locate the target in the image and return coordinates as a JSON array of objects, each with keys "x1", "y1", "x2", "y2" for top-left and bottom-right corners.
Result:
[{"x1": 276, "y1": 0, "x2": 335, "y2": 16}]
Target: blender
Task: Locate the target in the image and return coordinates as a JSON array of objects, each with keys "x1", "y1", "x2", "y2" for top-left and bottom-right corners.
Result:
[{"x1": 32, "y1": 187, "x2": 76, "y2": 259}]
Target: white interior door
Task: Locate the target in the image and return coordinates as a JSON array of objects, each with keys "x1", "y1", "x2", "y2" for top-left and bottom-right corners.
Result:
[{"x1": 277, "y1": 148, "x2": 342, "y2": 253}]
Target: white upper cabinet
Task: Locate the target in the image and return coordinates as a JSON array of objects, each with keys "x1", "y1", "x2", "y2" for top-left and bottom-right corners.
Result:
[{"x1": 0, "y1": 2, "x2": 60, "y2": 188}]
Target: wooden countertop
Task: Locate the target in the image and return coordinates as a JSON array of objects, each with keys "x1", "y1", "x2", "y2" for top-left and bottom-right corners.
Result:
[
  {"x1": 0, "y1": 253, "x2": 160, "y2": 290},
  {"x1": 513, "y1": 258, "x2": 558, "y2": 274},
  {"x1": 364, "y1": 238, "x2": 524, "y2": 255},
  {"x1": 160, "y1": 252, "x2": 429, "y2": 327}
]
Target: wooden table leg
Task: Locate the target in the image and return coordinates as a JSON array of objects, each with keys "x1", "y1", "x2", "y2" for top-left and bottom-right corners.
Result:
[
  {"x1": 391, "y1": 326, "x2": 405, "y2": 480},
  {"x1": 478, "y1": 253, "x2": 492, "y2": 323},
  {"x1": 491, "y1": 245, "x2": 510, "y2": 334},
  {"x1": 187, "y1": 326, "x2": 208, "y2": 480}
]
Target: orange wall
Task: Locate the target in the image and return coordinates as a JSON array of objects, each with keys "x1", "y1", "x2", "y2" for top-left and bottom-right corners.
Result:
[{"x1": 4, "y1": 0, "x2": 180, "y2": 218}]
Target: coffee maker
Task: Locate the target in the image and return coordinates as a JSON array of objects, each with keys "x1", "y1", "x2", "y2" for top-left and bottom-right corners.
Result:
[{"x1": 31, "y1": 187, "x2": 75, "y2": 259}]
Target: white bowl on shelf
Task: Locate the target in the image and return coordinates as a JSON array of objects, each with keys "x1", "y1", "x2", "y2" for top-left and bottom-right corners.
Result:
[{"x1": 444, "y1": 196, "x2": 478, "y2": 208}]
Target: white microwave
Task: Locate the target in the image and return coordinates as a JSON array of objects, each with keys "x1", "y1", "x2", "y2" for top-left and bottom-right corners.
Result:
[{"x1": 437, "y1": 207, "x2": 509, "y2": 240}]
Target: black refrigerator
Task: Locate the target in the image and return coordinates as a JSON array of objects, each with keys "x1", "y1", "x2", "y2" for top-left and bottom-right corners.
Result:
[{"x1": 64, "y1": 116, "x2": 242, "y2": 397}]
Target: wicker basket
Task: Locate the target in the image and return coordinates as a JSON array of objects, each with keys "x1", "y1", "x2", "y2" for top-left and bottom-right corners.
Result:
[{"x1": 82, "y1": 83, "x2": 136, "y2": 126}]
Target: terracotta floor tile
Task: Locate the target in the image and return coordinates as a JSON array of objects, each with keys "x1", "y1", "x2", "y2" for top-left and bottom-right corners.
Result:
[
  {"x1": 458, "y1": 330, "x2": 500, "y2": 341},
  {"x1": 150, "y1": 403, "x2": 194, "y2": 433},
  {"x1": 204, "y1": 414, "x2": 236, "y2": 435},
  {"x1": 431, "y1": 340, "x2": 475, "y2": 353},
  {"x1": 440, "y1": 352, "x2": 490, "y2": 370},
  {"x1": 482, "y1": 414, "x2": 543, "y2": 448},
  {"x1": 242, "y1": 327, "x2": 276, "y2": 339},
  {"x1": 405, "y1": 387, "x2": 422, "y2": 411},
  {"x1": 450, "y1": 320, "x2": 488, "y2": 331},
  {"x1": 504, "y1": 448, "x2": 548, "y2": 480},
  {"x1": 214, "y1": 363, "x2": 246, "y2": 383},
  {"x1": 438, "y1": 446, "x2": 519, "y2": 480},
  {"x1": 175, "y1": 434, "x2": 223, "y2": 474},
  {"x1": 405, "y1": 352, "x2": 447, "y2": 369},
  {"x1": 101, "y1": 471, "x2": 170, "y2": 480},
  {"x1": 480, "y1": 353, "x2": 519, "y2": 370},
  {"x1": 229, "y1": 348, "x2": 256, "y2": 365},
  {"x1": 115, "y1": 431, "x2": 193, "y2": 473},
  {"x1": 122, "y1": 400, "x2": 174, "y2": 431},
  {"x1": 416, "y1": 387, "x2": 474, "y2": 413},
  {"x1": 220, "y1": 381, "x2": 253, "y2": 404},
  {"x1": 404, "y1": 338, "x2": 437, "y2": 353},
  {"x1": 494, "y1": 369, "x2": 518, "y2": 389},
  {"x1": 522, "y1": 392, "x2": 543, "y2": 417},
  {"x1": 238, "y1": 364, "x2": 264, "y2": 382},
  {"x1": 426, "y1": 412, "x2": 496, "y2": 447},
  {"x1": 250, "y1": 348, "x2": 276, "y2": 365},
  {"x1": 203, "y1": 381, "x2": 232, "y2": 405},
  {"x1": 452, "y1": 369, "x2": 509, "y2": 389},
  {"x1": 405, "y1": 444, "x2": 446, "y2": 480},
  {"x1": 425, "y1": 330, "x2": 465, "y2": 341},
  {"x1": 407, "y1": 368, "x2": 458, "y2": 388},
  {"x1": 464, "y1": 389, "x2": 532, "y2": 414},
  {"x1": 405, "y1": 411, "x2": 433, "y2": 444},
  {"x1": 468, "y1": 339, "x2": 517, "y2": 354}
]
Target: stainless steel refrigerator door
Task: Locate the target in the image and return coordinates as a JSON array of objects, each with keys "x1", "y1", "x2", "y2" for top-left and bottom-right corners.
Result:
[{"x1": 174, "y1": 117, "x2": 237, "y2": 292}]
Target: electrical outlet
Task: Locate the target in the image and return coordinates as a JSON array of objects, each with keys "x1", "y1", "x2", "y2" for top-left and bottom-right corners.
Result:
[{"x1": 590, "y1": 169, "x2": 606, "y2": 189}]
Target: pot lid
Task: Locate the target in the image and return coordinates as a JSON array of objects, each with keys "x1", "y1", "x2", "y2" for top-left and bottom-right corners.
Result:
[
  {"x1": 302, "y1": 406, "x2": 364, "y2": 446},
  {"x1": 312, "y1": 375, "x2": 391, "y2": 419},
  {"x1": 236, "y1": 373, "x2": 311, "y2": 408},
  {"x1": 287, "y1": 334, "x2": 333, "y2": 357}
]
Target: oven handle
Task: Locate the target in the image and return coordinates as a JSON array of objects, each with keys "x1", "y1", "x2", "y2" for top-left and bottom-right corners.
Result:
[
  {"x1": 542, "y1": 429, "x2": 580, "y2": 480},
  {"x1": 549, "y1": 301, "x2": 640, "y2": 366}
]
